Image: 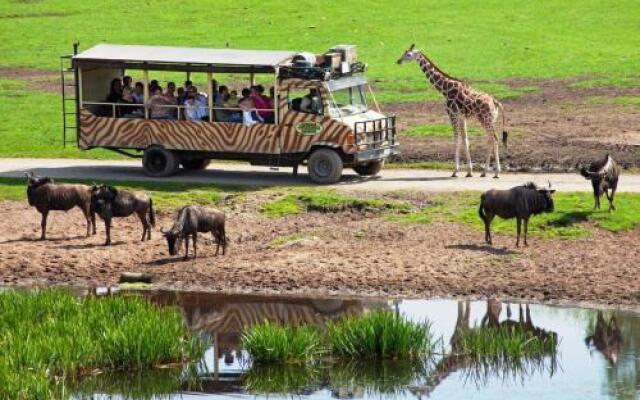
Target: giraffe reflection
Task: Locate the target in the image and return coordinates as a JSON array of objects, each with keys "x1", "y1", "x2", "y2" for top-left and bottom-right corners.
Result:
[
  {"x1": 411, "y1": 300, "x2": 558, "y2": 398},
  {"x1": 585, "y1": 311, "x2": 623, "y2": 365}
]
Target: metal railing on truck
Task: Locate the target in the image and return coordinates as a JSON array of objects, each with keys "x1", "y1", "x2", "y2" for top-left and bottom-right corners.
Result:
[{"x1": 354, "y1": 116, "x2": 396, "y2": 149}]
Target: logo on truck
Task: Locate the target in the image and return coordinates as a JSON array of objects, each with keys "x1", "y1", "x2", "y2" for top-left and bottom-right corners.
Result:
[{"x1": 295, "y1": 122, "x2": 322, "y2": 136}]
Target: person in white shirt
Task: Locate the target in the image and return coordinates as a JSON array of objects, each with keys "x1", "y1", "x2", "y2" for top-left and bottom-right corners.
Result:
[{"x1": 184, "y1": 86, "x2": 210, "y2": 122}]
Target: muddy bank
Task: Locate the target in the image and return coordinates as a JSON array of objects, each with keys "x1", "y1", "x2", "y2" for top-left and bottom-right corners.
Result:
[
  {"x1": 385, "y1": 79, "x2": 640, "y2": 170},
  {"x1": 1, "y1": 199, "x2": 638, "y2": 308}
]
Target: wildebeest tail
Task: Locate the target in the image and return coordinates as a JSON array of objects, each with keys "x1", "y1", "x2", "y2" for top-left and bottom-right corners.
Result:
[
  {"x1": 148, "y1": 198, "x2": 156, "y2": 227},
  {"x1": 478, "y1": 195, "x2": 486, "y2": 222},
  {"x1": 579, "y1": 167, "x2": 591, "y2": 179}
]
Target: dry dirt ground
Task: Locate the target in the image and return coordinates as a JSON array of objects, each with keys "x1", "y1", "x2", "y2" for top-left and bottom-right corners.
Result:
[
  {"x1": 1, "y1": 198, "x2": 639, "y2": 309},
  {"x1": 385, "y1": 79, "x2": 640, "y2": 170}
]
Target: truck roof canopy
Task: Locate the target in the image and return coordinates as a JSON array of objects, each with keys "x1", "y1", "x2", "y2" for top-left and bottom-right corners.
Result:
[{"x1": 72, "y1": 44, "x2": 298, "y2": 74}]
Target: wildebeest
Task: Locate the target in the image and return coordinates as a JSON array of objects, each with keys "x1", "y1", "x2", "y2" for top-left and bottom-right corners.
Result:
[
  {"x1": 90, "y1": 185, "x2": 155, "y2": 245},
  {"x1": 25, "y1": 172, "x2": 95, "y2": 240},
  {"x1": 479, "y1": 182, "x2": 556, "y2": 247},
  {"x1": 162, "y1": 205, "x2": 226, "y2": 260},
  {"x1": 580, "y1": 154, "x2": 620, "y2": 212}
]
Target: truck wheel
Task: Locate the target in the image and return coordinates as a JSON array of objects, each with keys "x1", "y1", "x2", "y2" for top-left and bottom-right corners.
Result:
[
  {"x1": 308, "y1": 148, "x2": 343, "y2": 184},
  {"x1": 180, "y1": 157, "x2": 211, "y2": 170},
  {"x1": 354, "y1": 160, "x2": 384, "y2": 176},
  {"x1": 142, "y1": 145, "x2": 179, "y2": 177}
]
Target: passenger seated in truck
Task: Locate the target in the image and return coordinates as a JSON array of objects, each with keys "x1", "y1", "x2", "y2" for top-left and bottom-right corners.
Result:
[
  {"x1": 226, "y1": 90, "x2": 242, "y2": 122},
  {"x1": 238, "y1": 88, "x2": 263, "y2": 126},
  {"x1": 251, "y1": 85, "x2": 274, "y2": 123},
  {"x1": 215, "y1": 85, "x2": 230, "y2": 122},
  {"x1": 105, "y1": 78, "x2": 125, "y2": 117},
  {"x1": 120, "y1": 85, "x2": 140, "y2": 117},
  {"x1": 183, "y1": 86, "x2": 209, "y2": 122},
  {"x1": 147, "y1": 87, "x2": 176, "y2": 120},
  {"x1": 149, "y1": 79, "x2": 160, "y2": 93},
  {"x1": 123, "y1": 75, "x2": 133, "y2": 92},
  {"x1": 132, "y1": 82, "x2": 144, "y2": 104},
  {"x1": 300, "y1": 88, "x2": 321, "y2": 114}
]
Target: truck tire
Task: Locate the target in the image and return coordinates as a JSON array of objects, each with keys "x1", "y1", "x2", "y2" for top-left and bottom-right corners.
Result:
[
  {"x1": 180, "y1": 157, "x2": 211, "y2": 170},
  {"x1": 354, "y1": 160, "x2": 384, "y2": 176},
  {"x1": 142, "y1": 145, "x2": 179, "y2": 177},
  {"x1": 308, "y1": 148, "x2": 343, "y2": 184}
]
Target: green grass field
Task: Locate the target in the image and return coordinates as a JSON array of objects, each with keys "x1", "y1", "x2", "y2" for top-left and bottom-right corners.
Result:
[
  {"x1": 390, "y1": 191, "x2": 640, "y2": 239},
  {"x1": 0, "y1": 1, "x2": 638, "y2": 158},
  {"x1": 1, "y1": 1, "x2": 638, "y2": 80}
]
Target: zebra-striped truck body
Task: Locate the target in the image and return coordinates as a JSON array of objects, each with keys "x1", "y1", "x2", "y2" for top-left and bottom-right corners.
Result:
[{"x1": 66, "y1": 44, "x2": 399, "y2": 183}]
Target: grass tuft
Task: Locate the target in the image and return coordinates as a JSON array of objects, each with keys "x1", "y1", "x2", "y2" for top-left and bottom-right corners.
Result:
[
  {"x1": 0, "y1": 289, "x2": 206, "y2": 399},
  {"x1": 455, "y1": 325, "x2": 557, "y2": 360},
  {"x1": 261, "y1": 190, "x2": 410, "y2": 218},
  {"x1": 327, "y1": 311, "x2": 434, "y2": 360},
  {"x1": 241, "y1": 322, "x2": 325, "y2": 364}
]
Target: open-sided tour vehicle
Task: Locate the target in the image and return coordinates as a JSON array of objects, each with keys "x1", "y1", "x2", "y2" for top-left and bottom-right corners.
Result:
[{"x1": 61, "y1": 43, "x2": 398, "y2": 183}]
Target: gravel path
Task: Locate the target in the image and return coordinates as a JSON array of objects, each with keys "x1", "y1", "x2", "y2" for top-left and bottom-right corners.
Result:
[{"x1": 2, "y1": 158, "x2": 639, "y2": 193}]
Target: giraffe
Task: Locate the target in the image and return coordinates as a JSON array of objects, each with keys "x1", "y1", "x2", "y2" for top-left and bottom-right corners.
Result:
[{"x1": 397, "y1": 44, "x2": 508, "y2": 178}]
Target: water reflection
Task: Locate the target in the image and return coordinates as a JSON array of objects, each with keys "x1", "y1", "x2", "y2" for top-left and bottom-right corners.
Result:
[
  {"x1": 67, "y1": 291, "x2": 639, "y2": 399},
  {"x1": 585, "y1": 311, "x2": 639, "y2": 400}
]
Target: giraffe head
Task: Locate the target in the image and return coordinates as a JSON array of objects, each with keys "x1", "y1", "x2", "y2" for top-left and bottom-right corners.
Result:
[{"x1": 397, "y1": 44, "x2": 419, "y2": 64}]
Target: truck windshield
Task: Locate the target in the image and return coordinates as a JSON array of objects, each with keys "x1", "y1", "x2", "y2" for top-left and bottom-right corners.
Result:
[{"x1": 329, "y1": 85, "x2": 369, "y2": 117}]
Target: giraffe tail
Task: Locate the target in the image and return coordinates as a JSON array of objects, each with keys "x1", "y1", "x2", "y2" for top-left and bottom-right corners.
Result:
[{"x1": 495, "y1": 100, "x2": 508, "y2": 148}]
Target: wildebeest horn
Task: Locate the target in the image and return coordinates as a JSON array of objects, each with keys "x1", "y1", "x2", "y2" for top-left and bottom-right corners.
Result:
[
  {"x1": 409, "y1": 43, "x2": 415, "y2": 51},
  {"x1": 160, "y1": 227, "x2": 167, "y2": 234},
  {"x1": 24, "y1": 171, "x2": 33, "y2": 179}
]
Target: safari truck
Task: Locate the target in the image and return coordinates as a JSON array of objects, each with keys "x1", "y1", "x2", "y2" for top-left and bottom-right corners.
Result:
[{"x1": 60, "y1": 43, "x2": 398, "y2": 183}]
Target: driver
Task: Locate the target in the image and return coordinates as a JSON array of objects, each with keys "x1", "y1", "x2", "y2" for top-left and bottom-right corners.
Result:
[{"x1": 300, "y1": 88, "x2": 321, "y2": 114}]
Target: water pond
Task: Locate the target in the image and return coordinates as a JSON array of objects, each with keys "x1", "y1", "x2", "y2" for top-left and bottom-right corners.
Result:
[{"x1": 72, "y1": 291, "x2": 639, "y2": 399}]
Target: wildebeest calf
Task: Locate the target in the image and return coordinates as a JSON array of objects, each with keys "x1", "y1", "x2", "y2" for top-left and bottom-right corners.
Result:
[
  {"x1": 91, "y1": 185, "x2": 155, "y2": 245},
  {"x1": 25, "y1": 172, "x2": 95, "y2": 240},
  {"x1": 162, "y1": 205, "x2": 226, "y2": 260},
  {"x1": 580, "y1": 154, "x2": 620, "y2": 212},
  {"x1": 479, "y1": 182, "x2": 555, "y2": 247}
]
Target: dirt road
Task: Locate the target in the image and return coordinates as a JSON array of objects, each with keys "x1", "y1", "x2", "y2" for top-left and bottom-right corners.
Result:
[{"x1": 2, "y1": 158, "x2": 640, "y2": 193}]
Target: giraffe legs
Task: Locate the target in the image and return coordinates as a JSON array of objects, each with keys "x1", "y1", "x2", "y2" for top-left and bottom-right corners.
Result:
[
  {"x1": 449, "y1": 111, "x2": 463, "y2": 178},
  {"x1": 453, "y1": 127, "x2": 461, "y2": 178},
  {"x1": 460, "y1": 119, "x2": 473, "y2": 177},
  {"x1": 481, "y1": 134, "x2": 492, "y2": 178},
  {"x1": 481, "y1": 122, "x2": 501, "y2": 178}
]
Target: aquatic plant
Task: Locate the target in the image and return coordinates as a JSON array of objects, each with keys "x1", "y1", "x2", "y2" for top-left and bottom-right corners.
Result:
[
  {"x1": 327, "y1": 311, "x2": 434, "y2": 359},
  {"x1": 455, "y1": 325, "x2": 558, "y2": 360},
  {"x1": 241, "y1": 321, "x2": 325, "y2": 364},
  {"x1": 0, "y1": 289, "x2": 206, "y2": 399}
]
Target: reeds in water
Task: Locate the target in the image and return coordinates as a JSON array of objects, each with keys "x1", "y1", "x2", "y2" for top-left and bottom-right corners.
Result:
[
  {"x1": 241, "y1": 321, "x2": 325, "y2": 364},
  {"x1": 327, "y1": 310, "x2": 434, "y2": 359},
  {"x1": 0, "y1": 289, "x2": 206, "y2": 399},
  {"x1": 455, "y1": 325, "x2": 557, "y2": 360}
]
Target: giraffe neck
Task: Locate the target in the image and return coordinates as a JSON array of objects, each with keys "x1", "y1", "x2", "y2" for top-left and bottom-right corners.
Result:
[{"x1": 415, "y1": 51, "x2": 460, "y2": 96}]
